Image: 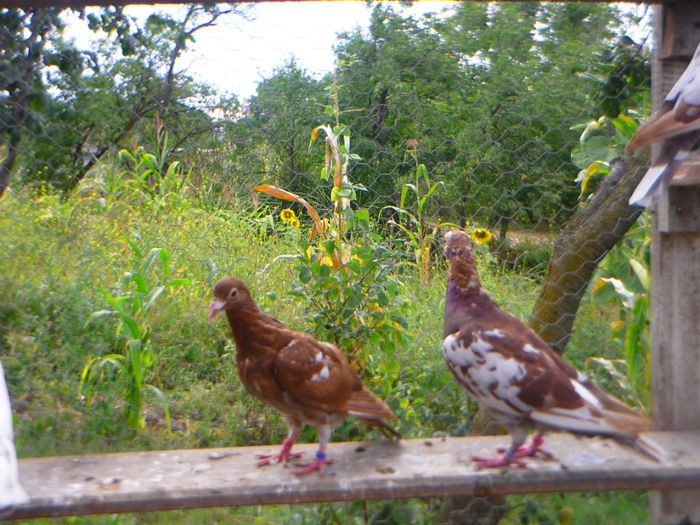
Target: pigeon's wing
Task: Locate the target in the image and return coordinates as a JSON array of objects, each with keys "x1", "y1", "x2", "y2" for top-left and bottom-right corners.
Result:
[
  {"x1": 444, "y1": 314, "x2": 647, "y2": 439},
  {"x1": 627, "y1": 43, "x2": 700, "y2": 153},
  {"x1": 273, "y1": 336, "x2": 360, "y2": 413}
]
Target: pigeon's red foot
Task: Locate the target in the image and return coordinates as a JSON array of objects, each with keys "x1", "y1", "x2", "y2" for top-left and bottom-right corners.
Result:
[
  {"x1": 293, "y1": 451, "x2": 333, "y2": 475},
  {"x1": 472, "y1": 454, "x2": 528, "y2": 469},
  {"x1": 257, "y1": 439, "x2": 302, "y2": 467},
  {"x1": 496, "y1": 433, "x2": 553, "y2": 460},
  {"x1": 474, "y1": 433, "x2": 553, "y2": 469}
]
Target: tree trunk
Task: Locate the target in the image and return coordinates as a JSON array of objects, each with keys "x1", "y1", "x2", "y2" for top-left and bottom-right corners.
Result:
[
  {"x1": 0, "y1": 134, "x2": 22, "y2": 197},
  {"x1": 528, "y1": 152, "x2": 649, "y2": 353},
  {"x1": 0, "y1": 9, "x2": 47, "y2": 197}
]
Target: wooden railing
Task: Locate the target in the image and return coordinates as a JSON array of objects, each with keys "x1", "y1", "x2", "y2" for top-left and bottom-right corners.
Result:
[{"x1": 4, "y1": 431, "x2": 700, "y2": 520}]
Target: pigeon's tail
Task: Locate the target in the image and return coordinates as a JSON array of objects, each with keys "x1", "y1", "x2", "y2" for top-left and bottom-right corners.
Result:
[
  {"x1": 629, "y1": 154, "x2": 687, "y2": 207},
  {"x1": 600, "y1": 408, "x2": 650, "y2": 440},
  {"x1": 627, "y1": 114, "x2": 700, "y2": 207},
  {"x1": 347, "y1": 386, "x2": 401, "y2": 439},
  {"x1": 633, "y1": 434, "x2": 669, "y2": 464}
]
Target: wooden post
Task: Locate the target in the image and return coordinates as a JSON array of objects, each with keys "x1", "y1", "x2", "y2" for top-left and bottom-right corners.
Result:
[{"x1": 649, "y1": 4, "x2": 700, "y2": 524}]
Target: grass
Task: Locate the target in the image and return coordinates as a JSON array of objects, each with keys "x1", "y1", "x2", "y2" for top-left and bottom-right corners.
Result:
[{"x1": 0, "y1": 186, "x2": 646, "y2": 523}]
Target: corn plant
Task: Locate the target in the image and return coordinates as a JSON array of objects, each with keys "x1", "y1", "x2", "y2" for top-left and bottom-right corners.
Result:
[
  {"x1": 81, "y1": 238, "x2": 191, "y2": 429},
  {"x1": 381, "y1": 150, "x2": 446, "y2": 281},
  {"x1": 116, "y1": 129, "x2": 191, "y2": 212},
  {"x1": 253, "y1": 123, "x2": 407, "y2": 374},
  {"x1": 81, "y1": 125, "x2": 191, "y2": 213},
  {"x1": 253, "y1": 123, "x2": 366, "y2": 269}
]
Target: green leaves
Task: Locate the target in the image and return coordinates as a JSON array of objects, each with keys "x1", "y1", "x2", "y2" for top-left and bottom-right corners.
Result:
[
  {"x1": 571, "y1": 113, "x2": 640, "y2": 199},
  {"x1": 591, "y1": 213, "x2": 651, "y2": 408},
  {"x1": 383, "y1": 157, "x2": 445, "y2": 282},
  {"x1": 291, "y1": 238, "x2": 411, "y2": 376},
  {"x1": 81, "y1": 240, "x2": 191, "y2": 429}
]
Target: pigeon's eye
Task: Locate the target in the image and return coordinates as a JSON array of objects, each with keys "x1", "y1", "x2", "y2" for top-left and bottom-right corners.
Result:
[{"x1": 229, "y1": 288, "x2": 239, "y2": 298}]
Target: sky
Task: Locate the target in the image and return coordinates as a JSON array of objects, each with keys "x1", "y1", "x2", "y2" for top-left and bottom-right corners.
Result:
[
  {"x1": 66, "y1": 2, "x2": 651, "y2": 102},
  {"x1": 180, "y1": 2, "x2": 456, "y2": 100},
  {"x1": 67, "y1": 2, "x2": 455, "y2": 101}
]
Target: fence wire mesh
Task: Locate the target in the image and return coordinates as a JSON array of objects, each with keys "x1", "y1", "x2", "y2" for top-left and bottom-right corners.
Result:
[{"x1": 1, "y1": 2, "x2": 653, "y2": 522}]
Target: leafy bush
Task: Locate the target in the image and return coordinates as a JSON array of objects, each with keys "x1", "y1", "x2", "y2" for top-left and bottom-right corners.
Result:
[{"x1": 291, "y1": 236, "x2": 411, "y2": 372}]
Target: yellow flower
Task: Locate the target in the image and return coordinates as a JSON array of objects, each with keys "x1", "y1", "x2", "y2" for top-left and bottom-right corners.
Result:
[
  {"x1": 320, "y1": 256, "x2": 334, "y2": 266},
  {"x1": 471, "y1": 228, "x2": 492, "y2": 244},
  {"x1": 290, "y1": 218, "x2": 300, "y2": 228},
  {"x1": 280, "y1": 208, "x2": 295, "y2": 222}
]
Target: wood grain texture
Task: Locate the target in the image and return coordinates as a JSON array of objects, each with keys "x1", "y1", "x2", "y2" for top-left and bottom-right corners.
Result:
[
  {"x1": 4, "y1": 431, "x2": 699, "y2": 520},
  {"x1": 650, "y1": 4, "x2": 700, "y2": 523}
]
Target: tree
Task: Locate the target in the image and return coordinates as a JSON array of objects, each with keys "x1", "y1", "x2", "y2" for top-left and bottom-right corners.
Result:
[
  {"x1": 333, "y1": 4, "x2": 470, "y2": 212},
  {"x1": 442, "y1": 2, "x2": 624, "y2": 233},
  {"x1": 229, "y1": 60, "x2": 327, "y2": 203},
  {"x1": 0, "y1": 8, "x2": 62, "y2": 196},
  {"x1": 7, "y1": 4, "x2": 247, "y2": 194},
  {"x1": 530, "y1": 35, "x2": 651, "y2": 352}
]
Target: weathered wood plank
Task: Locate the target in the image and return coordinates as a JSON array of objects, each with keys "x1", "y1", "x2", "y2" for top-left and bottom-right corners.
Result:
[
  {"x1": 4, "y1": 431, "x2": 699, "y2": 520},
  {"x1": 650, "y1": 4, "x2": 700, "y2": 524}
]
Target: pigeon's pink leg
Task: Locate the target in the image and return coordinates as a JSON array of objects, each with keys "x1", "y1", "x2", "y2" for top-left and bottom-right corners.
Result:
[
  {"x1": 257, "y1": 425, "x2": 302, "y2": 466},
  {"x1": 496, "y1": 432, "x2": 553, "y2": 460},
  {"x1": 294, "y1": 425, "x2": 333, "y2": 475},
  {"x1": 472, "y1": 453, "x2": 528, "y2": 469},
  {"x1": 473, "y1": 431, "x2": 551, "y2": 469}
]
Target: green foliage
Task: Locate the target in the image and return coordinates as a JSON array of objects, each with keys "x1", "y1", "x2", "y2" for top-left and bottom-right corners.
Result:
[
  {"x1": 235, "y1": 60, "x2": 328, "y2": 199},
  {"x1": 571, "y1": 113, "x2": 638, "y2": 199},
  {"x1": 590, "y1": 214, "x2": 651, "y2": 408},
  {"x1": 0, "y1": 3, "x2": 654, "y2": 522},
  {"x1": 579, "y1": 35, "x2": 651, "y2": 118},
  {"x1": 493, "y1": 238, "x2": 553, "y2": 279},
  {"x1": 81, "y1": 239, "x2": 191, "y2": 429},
  {"x1": 503, "y1": 491, "x2": 648, "y2": 525},
  {"x1": 115, "y1": 129, "x2": 192, "y2": 210},
  {"x1": 10, "y1": 6, "x2": 235, "y2": 195},
  {"x1": 382, "y1": 152, "x2": 446, "y2": 281},
  {"x1": 0, "y1": 178, "x2": 647, "y2": 521},
  {"x1": 291, "y1": 237, "x2": 411, "y2": 369}
]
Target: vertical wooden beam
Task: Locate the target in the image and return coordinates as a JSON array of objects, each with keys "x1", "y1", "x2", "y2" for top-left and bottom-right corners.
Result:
[{"x1": 649, "y1": 5, "x2": 700, "y2": 524}]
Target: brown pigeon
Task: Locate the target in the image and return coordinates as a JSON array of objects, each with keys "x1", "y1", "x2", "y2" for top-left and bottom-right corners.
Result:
[
  {"x1": 208, "y1": 276, "x2": 399, "y2": 475},
  {"x1": 442, "y1": 230, "x2": 651, "y2": 468},
  {"x1": 626, "y1": 41, "x2": 700, "y2": 207}
]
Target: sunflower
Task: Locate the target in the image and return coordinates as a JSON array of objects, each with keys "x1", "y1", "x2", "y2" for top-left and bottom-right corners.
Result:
[
  {"x1": 471, "y1": 228, "x2": 493, "y2": 244},
  {"x1": 280, "y1": 208, "x2": 295, "y2": 222},
  {"x1": 290, "y1": 218, "x2": 300, "y2": 228}
]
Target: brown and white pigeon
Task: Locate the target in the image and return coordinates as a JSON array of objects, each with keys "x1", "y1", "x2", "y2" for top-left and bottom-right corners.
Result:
[
  {"x1": 208, "y1": 276, "x2": 399, "y2": 475},
  {"x1": 442, "y1": 230, "x2": 651, "y2": 468},
  {"x1": 626, "y1": 41, "x2": 700, "y2": 207}
]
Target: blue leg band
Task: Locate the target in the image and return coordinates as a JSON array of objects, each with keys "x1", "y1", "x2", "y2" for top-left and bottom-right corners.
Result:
[{"x1": 316, "y1": 451, "x2": 326, "y2": 460}]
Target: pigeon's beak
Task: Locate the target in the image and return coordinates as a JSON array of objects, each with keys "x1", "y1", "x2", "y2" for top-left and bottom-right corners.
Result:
[{"x1": 208, "y1": 298, "x2": 226, "y2": 322}]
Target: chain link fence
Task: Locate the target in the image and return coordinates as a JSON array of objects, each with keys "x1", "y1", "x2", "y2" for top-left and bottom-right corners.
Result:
[{"x1": 1, "y1": 2, "x2": 653, "y2": 522}]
